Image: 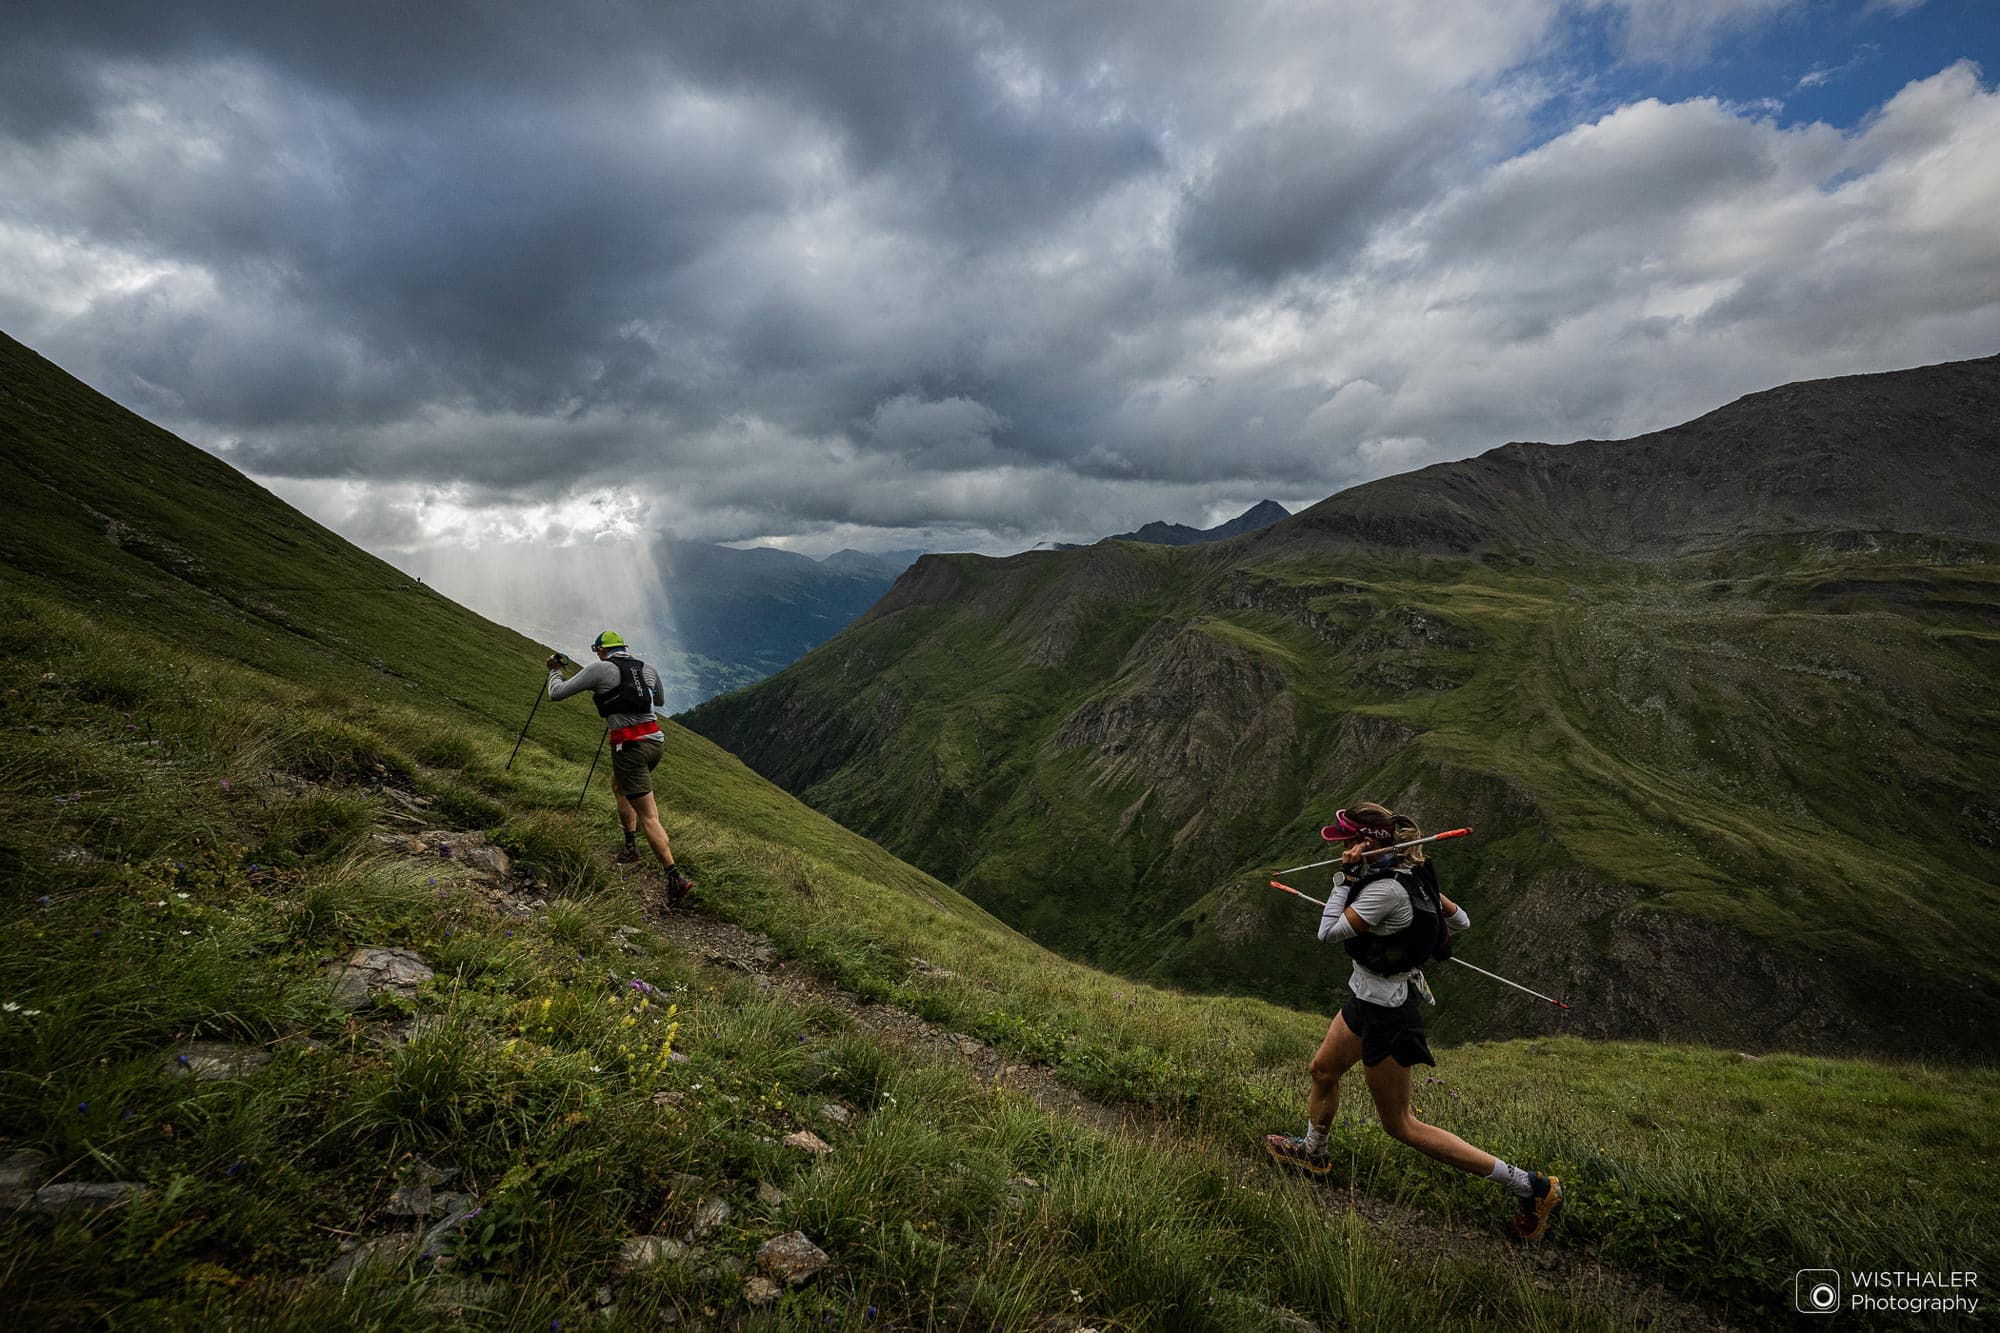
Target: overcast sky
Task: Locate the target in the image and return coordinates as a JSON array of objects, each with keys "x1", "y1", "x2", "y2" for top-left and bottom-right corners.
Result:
[{"x1": 5, "y1": 0, "x2": 1998, "y2": 566}]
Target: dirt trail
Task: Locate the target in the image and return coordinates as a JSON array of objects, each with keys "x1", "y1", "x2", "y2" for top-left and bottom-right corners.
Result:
[{"x1": 623, "y1": 871, "x2": 1738, "y2": 1333}]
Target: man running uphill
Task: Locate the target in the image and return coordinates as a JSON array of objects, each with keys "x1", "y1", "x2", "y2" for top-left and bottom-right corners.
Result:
[
  {"x1": 1265, "y1": 802, "x2": 1562, "y2": 1241},
  {"x1": 546, "y1": 631, "x2": 695, "y2": 904}
]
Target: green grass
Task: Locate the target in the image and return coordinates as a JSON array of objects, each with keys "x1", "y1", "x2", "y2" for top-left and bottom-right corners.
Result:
[{"x1": 684, "y1": 536, "x2": 2000, "y2": 1058}]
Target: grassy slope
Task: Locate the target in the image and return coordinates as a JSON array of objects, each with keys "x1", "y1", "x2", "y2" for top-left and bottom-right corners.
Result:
[
  {"x1": 684, "y1": 515, "x2": 2000, "y2": 1059},
  {"x1": 3, "y1": 330, "x2": 1996, "y2": 1329}
]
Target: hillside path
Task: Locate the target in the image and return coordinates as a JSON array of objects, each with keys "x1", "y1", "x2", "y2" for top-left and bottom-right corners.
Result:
[{"x1": 623, "y1": 872, "x2": 1737, "y2": 1333}]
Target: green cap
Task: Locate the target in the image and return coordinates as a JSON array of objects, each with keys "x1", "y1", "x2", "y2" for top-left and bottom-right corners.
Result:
[{"x1": 592, "y1": 629, "x2": 626, "y2": 651}]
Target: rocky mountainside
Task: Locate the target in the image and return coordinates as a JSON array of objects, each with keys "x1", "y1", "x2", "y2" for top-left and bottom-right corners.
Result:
[
  {"x1": 1255, "y1": 355, "x2": 2000, "y2": 558},
  {"x1": 684, "y1": 355, "x2": 2000, "y2": 1059}
]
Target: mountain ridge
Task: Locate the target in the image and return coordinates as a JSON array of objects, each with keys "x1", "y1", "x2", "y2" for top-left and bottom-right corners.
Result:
[
  {"x1": 1106, "y1": 499, "x2": 1292, "y2": 547},
  {"x1": 1254, "y1": 353, "x2": 2000, "y2": 559},
  {"x1": 685, "y1": 353, "x2": 2000, "y2": 1059}
]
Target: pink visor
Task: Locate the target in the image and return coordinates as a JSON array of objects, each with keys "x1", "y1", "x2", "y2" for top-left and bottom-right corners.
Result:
[{"x1": 1319, "y1": 808, "x2": 1386, "y2": 843}]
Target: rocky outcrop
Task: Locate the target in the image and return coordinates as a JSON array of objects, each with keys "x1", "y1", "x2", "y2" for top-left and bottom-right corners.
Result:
[{"x1": 326, "y1": 947, "x2": 434, "y2": 1010}]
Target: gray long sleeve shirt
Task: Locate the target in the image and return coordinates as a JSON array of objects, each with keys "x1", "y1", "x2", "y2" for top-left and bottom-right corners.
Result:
[
  {"x1": 547, "y1": 652, "x2": 663, "y2": 734},
  {"x1": 1318, "y1": 869, "x2": 1471, "y2": 1006}
]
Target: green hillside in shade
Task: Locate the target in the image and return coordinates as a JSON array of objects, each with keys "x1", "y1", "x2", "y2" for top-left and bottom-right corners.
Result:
[
  {"x1": 683, "y1": 356, "x2": 2000, "y2": 1060},
  {"x1": 4, "y1": 329, "x2": 1997, "y2": 1330}
]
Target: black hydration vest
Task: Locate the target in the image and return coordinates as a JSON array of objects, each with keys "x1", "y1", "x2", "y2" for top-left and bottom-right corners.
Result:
[
  {"x1": 592, "y1": 655, "x2": 654, "y2": 718},
  {"x1": 1342, "y1": 861, "x2": 1453, "y2": 976}
]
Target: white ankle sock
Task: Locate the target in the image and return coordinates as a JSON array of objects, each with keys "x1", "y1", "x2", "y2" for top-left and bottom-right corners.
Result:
[
  {"x1": 1302, "y1": 1123, "x2": 1328, "y2": 1153},
  {"x1": 1488, "y1": 1158, "x2": 1533, "y2": 1197}
]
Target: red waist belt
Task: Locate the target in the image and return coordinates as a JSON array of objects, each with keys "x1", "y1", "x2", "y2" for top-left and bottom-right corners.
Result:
[{"x1": 608, "y1": 719, "x2": 662, "y2": 747}]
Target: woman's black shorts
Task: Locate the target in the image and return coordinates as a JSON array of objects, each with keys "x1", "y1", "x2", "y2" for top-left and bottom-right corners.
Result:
[{"x1": 1340, "y1": 993, "x2": 1436, "y2": 1068}]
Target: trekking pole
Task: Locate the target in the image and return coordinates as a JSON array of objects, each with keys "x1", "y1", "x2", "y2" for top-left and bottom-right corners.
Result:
[
  {"x1": 1274, "y1": 827, "x2": 1472, "y2": 877},
  {"x1": 1268, "y1": 880, "x2": 1570, "y2": 1010},
  {"x1": 576, "y1": 729, "x2": 606, "y2": 810},
  {"x1": 505, "y1": 680, "x2": 548, "y2": 772}
]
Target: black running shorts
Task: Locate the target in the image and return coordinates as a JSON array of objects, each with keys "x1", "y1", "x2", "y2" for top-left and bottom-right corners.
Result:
[{"x1": 1340, "y1": 993, "x2": 1436, "y2": 1068}]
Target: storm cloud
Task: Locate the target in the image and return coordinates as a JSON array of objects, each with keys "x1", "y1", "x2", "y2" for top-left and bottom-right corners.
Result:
[{"x1": 3, "y1": 0, "x2": 1998, "y2": 563}]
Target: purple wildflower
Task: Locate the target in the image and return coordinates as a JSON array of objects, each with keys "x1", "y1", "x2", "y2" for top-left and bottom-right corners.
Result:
[
  {"x1": 77, "y1": 1102, "x2": 89, "y2": 1113},
  {"x1": 93, "y1": 929, "x2": 102, "y2": 939},
  {"x1": 177, "y1": 1054, "x2": 191, "y2": 1067},
  {"x1": 36, "y1": 895, "x2": 50, "y2": 906},
  {"x1": 219, "y1": 779, "x2": 230, "y2": 791},
  {"x1": 226, "y1": 1158, "x2": 247, "y2": 1177}
]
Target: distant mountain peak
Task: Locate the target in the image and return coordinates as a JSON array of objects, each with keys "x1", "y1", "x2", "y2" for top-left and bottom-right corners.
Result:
[{"x1": 1105, "y1": 499, "x2": 1292, "y2": 547}]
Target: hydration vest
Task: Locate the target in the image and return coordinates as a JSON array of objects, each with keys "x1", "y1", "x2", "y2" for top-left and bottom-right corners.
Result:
[
  {"x1": 592, "y1": 654, "x2": 655, "y2": 718},
  {"x1": 1342, "y1": 861, "x2": 1453, "y2": 976}
]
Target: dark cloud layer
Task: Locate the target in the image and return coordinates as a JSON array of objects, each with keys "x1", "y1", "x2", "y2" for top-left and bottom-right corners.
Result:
[{"x1": 3, "y1": 2, "x2": 1999, "y2": 562}]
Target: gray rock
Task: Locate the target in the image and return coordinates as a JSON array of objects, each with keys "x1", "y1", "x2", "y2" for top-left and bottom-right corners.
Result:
[
  {"x1": 165, "y1": 1042, "x2": 272, "y2": 1081},
  {"x1": 782, "y1": 1130, "x2": 831, "y2": 1155},
  {"x1": 461, "y1": 845, "x2": 511, "y2": 876},
  {"x1": 385, "y1": 1184, "x2": 432, "y2": 1216},
  {"x1": 422, "y1": 1194, "x2": 483, "y2": 1250},
  {"x1": 324, "y1": 1233, "x2": 419, "y2": 1283},
  {"x1": 326, "y1": 947, "x2": 434, "y2": 1010},
  {"x1": 755, "y1": 1231, "x2": 830, "y2": 1286},
  {"x1": 743, "y1": 1275, "x2": 781, "y2": 1307},
  {"x1": 667, "y1": 1171, "x2": 705, "y2": 1197},
  {"x1": 755, "y1": 1180, "x2": 785, "y2": 1209},
  {"x1": 32, "y1": 1182, "x2": 143, "y2": 1211},
  {"x1": 818, "y1": 1103, "x2": 853, "y2": 1127},
  {"x1": 690, "y1": 1195, "x2": 730, "y2": 1238},
  {"x1": 617, "y1": 1235, "x2": 688, "y2": 1273},
  {"x1": 429, "y1": 1190, "x2": 472, "y2": 1219},
  {"x1": 0, "y1": 1149, "x2": 46, "y2": 1209}
]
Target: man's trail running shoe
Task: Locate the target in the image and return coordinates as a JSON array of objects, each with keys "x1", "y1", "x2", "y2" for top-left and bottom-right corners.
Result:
[
  {"x1": 613, "y1": 846, "x2": 641, "y2": 865},
  {"x1": 1263, "y1": 1133, "x2": 1331, "y2": 1177},
  {"x1": 664, "y1": 865, "x2": 695, "y2": 905},
  {"x1": 1513, "y1": 1173, "x2": 1563, "y2": 1240}
]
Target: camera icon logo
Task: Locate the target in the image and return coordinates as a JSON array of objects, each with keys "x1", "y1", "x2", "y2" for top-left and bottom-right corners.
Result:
[{"x1": 1796, "y1": 1269, "x2": 1841, "y2": 1314}]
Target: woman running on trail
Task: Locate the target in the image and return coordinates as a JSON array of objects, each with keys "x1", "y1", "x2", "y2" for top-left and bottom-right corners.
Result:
[{"x1": 1265, "y1": 801, "x2": 1562, "y2": 1240}]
